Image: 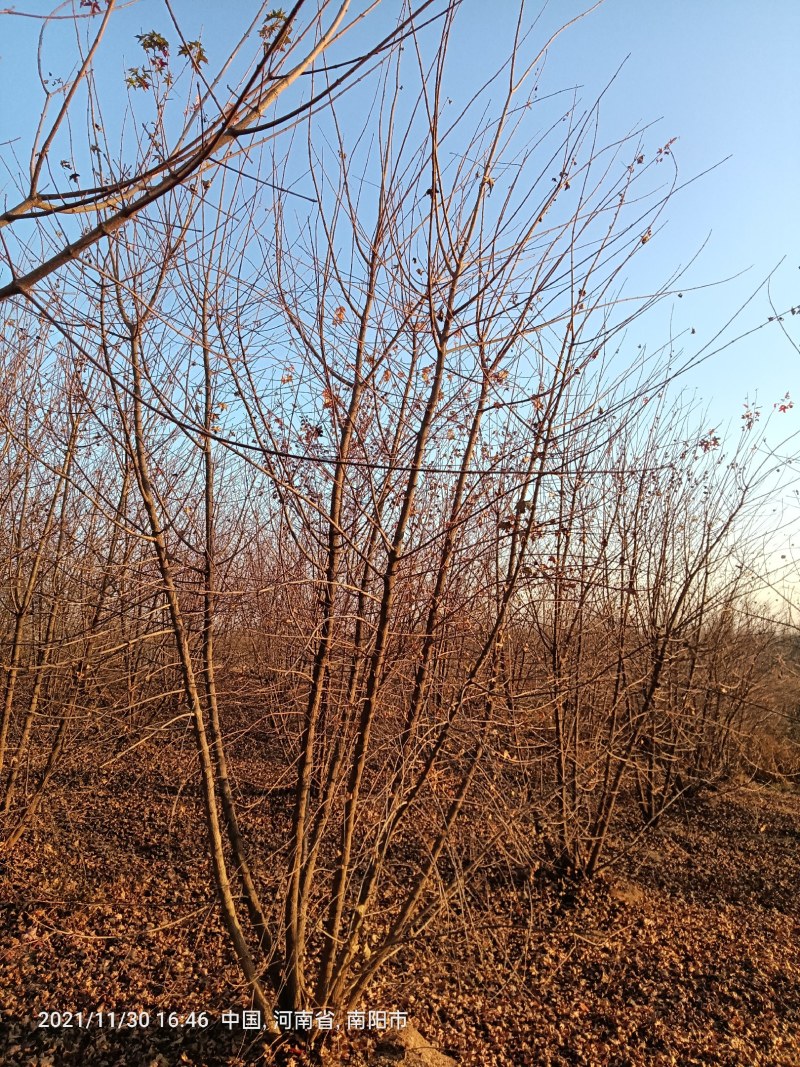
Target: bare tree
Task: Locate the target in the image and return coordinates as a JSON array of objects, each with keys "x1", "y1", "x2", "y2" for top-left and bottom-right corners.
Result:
[{"x1": 1, "y1": 2, "x2": 788, "y2": 1060}]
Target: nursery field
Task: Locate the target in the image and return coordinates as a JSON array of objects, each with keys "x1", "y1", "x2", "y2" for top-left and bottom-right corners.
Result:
[{"x1": 1, "y1": 755, "x2": 797, "y2": 1067}]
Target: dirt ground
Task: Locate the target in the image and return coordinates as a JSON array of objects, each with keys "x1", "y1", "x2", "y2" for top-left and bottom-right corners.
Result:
[{"x1": 1, "y1": 763, "x2": 798, "y2": 1067}]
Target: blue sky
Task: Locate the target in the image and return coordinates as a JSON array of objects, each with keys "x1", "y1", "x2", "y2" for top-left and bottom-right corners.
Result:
[
  {"x1": 443, "y1": 0, "x2": 800, "y2": 436},
  {"x1": 1, "y1": 0, "x2": 797, "y2": 434},
  {"x1": 1, "y1": 1, "x2": 797, "y2": 601}
]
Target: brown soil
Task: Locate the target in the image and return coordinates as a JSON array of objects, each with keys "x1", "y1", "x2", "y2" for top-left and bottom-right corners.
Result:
[{"x1": 1, "y1": 763, "x2": 797, "y2": 1066}]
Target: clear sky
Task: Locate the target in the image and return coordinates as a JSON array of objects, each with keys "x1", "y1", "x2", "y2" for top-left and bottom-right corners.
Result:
[
  {"x1": 1, "y1": 0, "x2": 797, "y2": 602},
  {"x1": 1, "y1": 0, "x2": 797, "y2": 432},
  {"x1": 436, "y1": 0, "x2": 800, "y2": 437}
]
